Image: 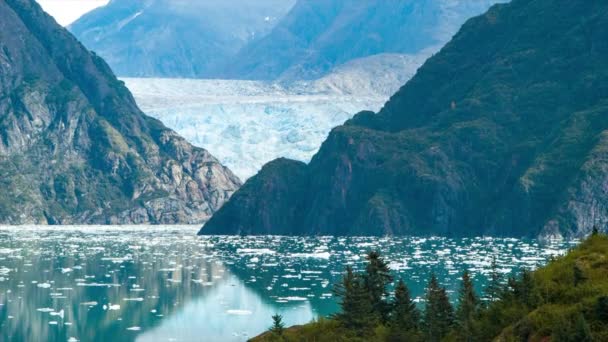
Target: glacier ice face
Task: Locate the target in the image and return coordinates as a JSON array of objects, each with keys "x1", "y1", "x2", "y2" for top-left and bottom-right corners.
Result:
[
  {"x1": 124, "y1": 80, "x2": 383, "y2": 180},
  {"x1": 123, "y1": 53, "x2": 428, "y2": 180}
]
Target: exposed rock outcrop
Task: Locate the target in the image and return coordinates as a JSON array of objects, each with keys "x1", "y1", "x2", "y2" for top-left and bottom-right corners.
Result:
[{"x1": 0, "y1": 0, "x2": 241, "y2": 224}]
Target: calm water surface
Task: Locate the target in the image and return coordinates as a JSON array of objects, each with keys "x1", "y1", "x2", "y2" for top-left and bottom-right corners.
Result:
[{"x1": 0, "y1": 226, "x2": 578, "y2": 341}]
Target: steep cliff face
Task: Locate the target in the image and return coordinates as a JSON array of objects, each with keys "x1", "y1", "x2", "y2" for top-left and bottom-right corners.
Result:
[
  {"x1": 201, "y1": 0, "x2": 608, "y2": 238},
  {"x1": 0, "y1": 0, "x2": 241, "y2": 224}
]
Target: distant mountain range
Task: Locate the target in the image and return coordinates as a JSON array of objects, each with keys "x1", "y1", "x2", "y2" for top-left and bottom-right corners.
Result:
[
  {"x1": 201, "y1": 0, "x2": 608, "y2": 238},
  {"x1": 70, "y1": 0, "x2": 502, "y2": 80},
  {"x1": 225, "y1": 0, "x2": 504, "y2": 80},
  {"x1": 69, "y1": 0, "x2": 295, "y2": 78},
  {"x1": 0, "y1": 0, "x2": 240, "y2": 224}
]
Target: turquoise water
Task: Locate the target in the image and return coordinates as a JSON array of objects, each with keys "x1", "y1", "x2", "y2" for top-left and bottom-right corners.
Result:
[{"x1": 0, "y1": 226, "x2": 577, "y2": 341}]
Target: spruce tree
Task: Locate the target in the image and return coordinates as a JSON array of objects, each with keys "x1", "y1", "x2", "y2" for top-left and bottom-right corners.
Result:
[
  {"x1": 423, "y1": 273, "x2": 454, "y2": 342},
  {"x1": 508, "y1": 269, "x2": 539, "y2": 308},
  {"x1": 333, "y1": 266, "x2": 377, "y2": 333},
  {"x1": 485, "y1": 257, "x2": 502, "y2": 302},
  {"x1": 389, "y1": 279, "x2": 420, "y2": 334},
  {"x1": 456, "y1": 271, "x2": 478, "y2": 342},
  {"x1": 270, "y1": 314, "x2": 285, "y2": 336},
  {"x1": 363, "y1": 250, "x2": 393, "y2": 322},
  {"x1": 573, "y1": 263, "x2": 587, "y2": 287}
]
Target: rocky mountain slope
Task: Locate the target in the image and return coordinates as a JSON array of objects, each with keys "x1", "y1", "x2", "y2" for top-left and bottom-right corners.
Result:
[
  {"x1": 0, "y1": 0, "x2": 241, "y2": 224},
  {"x1": 224, "y1": 0, "x2": 504, "y2": 80},
  {"x1": 69, "y1": 0, "x2": 295, "y2": 78},
  {"x1": 201, "y1": 0, "x2": 608, "y2": 238}
]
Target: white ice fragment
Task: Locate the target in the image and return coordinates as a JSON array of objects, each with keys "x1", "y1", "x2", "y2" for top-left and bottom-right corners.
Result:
[
  {"x1": 80, "y1": 301, "x2": 98, "y2": 306},
  {"x1": 50, "y1": 309, "x2": 64, "y2": 319},
  {"x1": 226, "y1": 309, "x2": 253, "y2": 316},
  {"x1": 123, "y1": 297, "x2": 144, "y2": 301}
]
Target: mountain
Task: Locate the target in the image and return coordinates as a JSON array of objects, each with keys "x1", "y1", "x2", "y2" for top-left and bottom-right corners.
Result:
[
  {"x1": 69, "y1": 0, "x2": 295, "y2": 78},
  {"x1": 0, "y1": 0, "x2": 241, "y2": 224},
  {"x1": 201, "y1": 0, "x2": 608, "y2": 238},
  {"x1": 224, "y1": 0, "x2": 504, "y2": 80}
]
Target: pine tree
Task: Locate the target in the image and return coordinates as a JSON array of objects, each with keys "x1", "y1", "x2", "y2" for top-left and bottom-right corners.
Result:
[
  {"x1": 573, "y1": 263, "x2": 587, "y2": 286},
  {"x1": 270, "y1": 314, "x2": 285, "y2": 336},
  {"x1": 456, "y1": 271, "x2": 478, "y2": 342},
  {"x1": 423, "y1": 273, "x2": 454, "y2": 342},
  {"x1": 363, "y1": 250, "x2": 394, "y2": 323},
  {"x1": 592, "y1": 225, "x2": 599, "y2": 236},
  {"x1": 389, "y1": 279, "x2": 420, "y2": 334},
  {"x1": 333, "y1": 266, "x2": 377, "y2": 333},
  {"x1": 572, "y1": 314, "x2": 593, "y2": 342},
  {"x1": 596, "y1": 296, "x2": 608, "y2": 322},
  {"x1": 485, "y1": 257, "x2": 502, "y2": 302},
  {"x1": 511, "y1": 269, "x2": 539, "y2": 308}
]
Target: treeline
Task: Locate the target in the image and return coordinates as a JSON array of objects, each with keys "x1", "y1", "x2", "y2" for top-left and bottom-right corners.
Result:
[{"x1": 256, "y1": 232, "x2": 608, "y2": 341}]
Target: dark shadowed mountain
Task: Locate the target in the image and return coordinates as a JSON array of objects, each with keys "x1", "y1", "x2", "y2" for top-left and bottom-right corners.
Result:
[
  {"x1": 0, "y1": 0, "x2": 241, "y2": 224},
  {"x1": 201, "y1": 0, "x2": 608, "y2": 238},
  {"x1": 224, "y1": 0, "x2": 504, "y2": 80},
  {"x1": 69, "y1": 0, "x2": 295, "y2": 78}
]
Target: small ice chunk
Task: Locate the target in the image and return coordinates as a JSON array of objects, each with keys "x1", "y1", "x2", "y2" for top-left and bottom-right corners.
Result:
[
  {"x1": 226, "y1": 309, "x2": 252, "y2": 315},
  {"x1": 80, "y1": 301, "x2": 98, "y2": 306},
  {"x1": 50, "y1": 310, "x2": 64, "y2": 319}
]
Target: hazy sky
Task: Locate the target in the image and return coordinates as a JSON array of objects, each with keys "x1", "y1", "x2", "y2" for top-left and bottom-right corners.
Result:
[{"x1": 36, "y1": 0, "x2": 109, "y2": 26}]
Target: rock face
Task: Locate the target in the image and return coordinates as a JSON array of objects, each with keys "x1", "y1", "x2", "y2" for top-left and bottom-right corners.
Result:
[
  {"x1": 224, "y1": 0, "x2": 503, "y2": 80},
  {"x1": 201, "y1": 0, "x2": 608, "y2": 238},
  {"x1": 69, "y1": 0, "x2": 295, "y2": 78},
  {"x1": 0, "y1": 0, "x2": 241, "y2": 224}
]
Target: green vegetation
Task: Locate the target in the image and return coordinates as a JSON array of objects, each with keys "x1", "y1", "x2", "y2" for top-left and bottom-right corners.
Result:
[
  {"x1": 253, "y1": 234, "x2": 608, "y2": 341},
  {"x1": 204, "y1": 0, "x2": 608, "y2": 238}
]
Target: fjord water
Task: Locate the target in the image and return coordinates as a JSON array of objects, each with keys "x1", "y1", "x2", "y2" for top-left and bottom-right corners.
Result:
[{"x1": 0, "y1": 226, "x2": 576, "y2": 342}]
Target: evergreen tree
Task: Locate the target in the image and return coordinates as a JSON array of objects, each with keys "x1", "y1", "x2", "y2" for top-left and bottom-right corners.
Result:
[
  {"x1": 592, "y1": 225, "x2": 599, "y2": 236},
  {"x1": 572, "y1": 314, "x2": 593, "y2": 342},
  {"x1": 333, "y1": 266, "x2": 377, "y2": 334},
  {"x1": 485, "y1": 257, "x2": 502, "y2": 302},
  {"x1": 456, "y1": 271, "x2": 478, "y2": 342},
  {"x1": 554, "y1": 313, "x2": 592, "y2": 342},
  {"x1": 573, "y1": 263, "x2": 587, "y2": 287},
  {"x1": 596, "y1": 296, "x2": 608, "y2": 322},
  {"x1": 270, "y1": 314, "x2": 285, "y2": 336},
  {"x1": 423, "y1": 273, "x2": 454, "y2": 342},
  {"x1": 512, "y1": 269, "x2": 539, "y2": 308},
  {"x1": 389, "y1": 279, "x2": 420, "y2": 335},
  {"x1": 363, "y1": 250, "x2": 394, "y2": 322}
]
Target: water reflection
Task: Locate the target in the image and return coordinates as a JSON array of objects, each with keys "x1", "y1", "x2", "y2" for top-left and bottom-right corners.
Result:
[
  {"x1": 0, "y1": 226, "x2": 578, "y2": 342},
  {"x1": 137, "y1": 273, "x2": 314, "y2": 341}
]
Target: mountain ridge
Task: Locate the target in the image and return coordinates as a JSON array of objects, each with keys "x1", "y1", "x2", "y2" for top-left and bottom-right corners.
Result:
[
  {"x1": 0, "y1": 0, "x2": 241, "y2": 224},
  {"x1": 201, "y1": 0, "x2": 608, "y2": 238}
]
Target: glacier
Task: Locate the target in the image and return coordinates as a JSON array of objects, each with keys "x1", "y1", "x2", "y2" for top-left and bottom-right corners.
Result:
[{"x1": 123, "y1": 53, "x2": 429, "y2": 180}]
